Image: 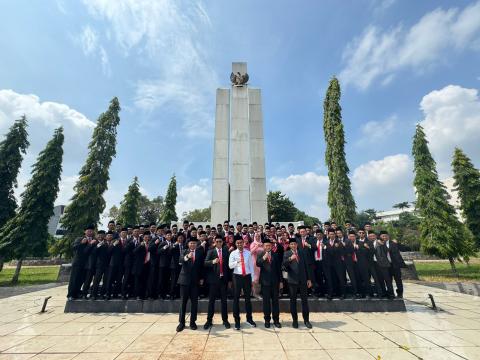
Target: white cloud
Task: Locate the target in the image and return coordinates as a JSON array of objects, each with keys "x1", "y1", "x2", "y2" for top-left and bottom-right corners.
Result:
[
  {"x1": 340, "y1": 1, "x2": 480, "y2": 89},
  {"x1": 83, "y1": 0, "x2": 218, "y2": 137},
  {"x1": 352, "y1": 154, "x2": 413, "y2": 198},
  {"x1": 77, "y1": 25, "x2": 111, "y2": 76},
  {"x1": 419, "y1": 84, "x2": 480, "y2": 176},
  {"x1": 270, "y1": 172, "x2": 330, "y2": 220},
  {"x1": 360, "y1": 114, "x2": 397, "y2": 142},
  {"x1": 0, "y1": 89, "x2": 94, "y2": 206},
  {"x1": 176, "y1": 179, "x2": 211, "y2": 218}
]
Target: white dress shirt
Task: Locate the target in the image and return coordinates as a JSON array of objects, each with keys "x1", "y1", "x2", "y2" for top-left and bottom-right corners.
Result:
[{"x1": 228, "y1": 248, "x2": 254, "y2": 281}]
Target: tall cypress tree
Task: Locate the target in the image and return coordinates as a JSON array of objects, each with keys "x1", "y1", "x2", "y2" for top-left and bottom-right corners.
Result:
[
  {"x1": 0, "y1": 127, "x2": 64, "y2": 283},
  {"x1": 161, "y1": 174, "x2": 178, "y2": 223},
  {"x1": 118, "y1": 176, "x2": 142, "y2": 226},
  {"x1": 452, "y1": 147, "x2": 480, "y2": 248},
  {"x1": 412, "y1": 125, "x2": 474, "y2": 274},
  {"x1": 56, "y1": 97, "x2": 121, "y2": 257},
  {"x1": 323, "y1": 76, "x2": 356, "y2": 224},
  {"x1": 0, "y1": 116, "x2": 29, "y2": 229}
]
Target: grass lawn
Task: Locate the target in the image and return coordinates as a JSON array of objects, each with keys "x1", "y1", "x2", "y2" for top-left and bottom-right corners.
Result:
[
  {"x1": 415, "y1": 259, "x2": 480, "y2": 282},
  {"x1": 0, "y1": 266, "x2": 60, "y2": 287}
]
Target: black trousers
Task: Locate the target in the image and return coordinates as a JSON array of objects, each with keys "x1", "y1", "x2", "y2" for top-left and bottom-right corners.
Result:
[
  {"x1": 81, "y1": 268, "x2": 95, "y2": 296},
  {"x1": 344, "y1": 260, "x2": 358, "y2": 294},
  {"x1": 313, "y1": 261, "x2": 325, "y2": 295},
  {"x1": 322, "y1": 262, "x2": 334, "y2": 297},
  {"x1": 147, "y1": 265, "x2": 159, "y2": 298},
  {"x1": 121, "y1": 266, "x2": 133, "y2": 297},
  {"x1": 91, "y1": 266, "x2": 107, "y2": 297},
  {"x1": 375, "y1": 264, "x2": 394, "y2": 296},
  {"x1": 67, "y1": 265, "x2": 85, "y2": 298},
  {"x1": 169, "y1": 267, "x2": 180, "y2": 297},
  {"x1": 331, "y1": 263, "x2": 346, "y2": 296},
  {"x1": 134, "y1": 264, "x2": 150, "y2": 299},
  {"x1": 368, "y1": 262, "x2": 382, "y2": 296},
  {"x1": 390, "y1": 266, "x2": 403, "y2": 295},
  {"x1": 261, "y1": 284, "x2": 280, "y2": 322},
  {"x1": 105, "y1": 265, "x2": 122, "y2": 297},
  {"x1": 207, "y1": 278, "x2": 228, "y2": 322},
  {"x1": 232, "y1": 274, "x2": 253, "y2": 322},
  {"x1": 356, "y1": 262, "x2": 371, "y2": 296},
  {"x1": 288, "y1": 282, "x2": 309, "y2": 322},
  {"x1": 158, "y1": 267, "x2": 170, "y2": 298},
  {"x1": 179, "y1": 284, "x2": 199, "y2": 325}
]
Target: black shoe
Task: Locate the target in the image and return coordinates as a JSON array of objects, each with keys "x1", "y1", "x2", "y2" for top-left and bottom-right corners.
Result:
[
  {"x1": 274, "y1": 322, "x2": 282, "y2": 328},
  {"x1": 176, "y1": 323, "x2": 185, "y2": 332},
  {"x1": 304, "y1": 321, "x2": 312, "y2": 329},
  {"x1": 397, "y1": 293, "x2": 403, "y2": 299},
  {"x1": 122, "y1": 295, "x2": 127, "y2": 300},
  {"x1": 203, "y1": 321, "x2": 212, "y2": 330},
  {"x1": 246, "y1": 319, "x2": 256, "y2": 327},
  {"x1": 326, "y1": 295, "x2": 333, "y2": 301},
  {"x1": 355, "y1": 294, "x2": 362, "y2": 299},
  {"x1": 223, "y1": 321, "x2": 231, "y2": 329},
  {"x1": 234, "y1": 322, "x2": 240, "y2": 330},
  {"x1": 264, "y1": 322, "x2": 270, "y2": 328},
  {"x1": 67, "y1": 296, "x2": 73, "y2": 301},
  {"x1": 105, "y1": 295, "x2": 111, "y2": 301},
  {"x1": 190, "y1": 322, "x2": 197, "y2": 330},
  {"x1": 340, "y1": 295, "x2": 346, "y2": 300},
  {"x1": 388, "y1": 295, "x2": 395, "y2": 300},
  {"x1": 292, "y1": 320, "x2": 298, "y2": 328}
]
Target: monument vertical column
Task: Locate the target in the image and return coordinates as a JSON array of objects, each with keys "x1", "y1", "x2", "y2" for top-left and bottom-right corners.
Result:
[
  {"x1": 229, "y1": 62, "x2": 251, "y2": 224},
  {"x1": 248, "y1": 88, "x2": 268, "y2": 225},
  {"x1": 211, "y1": 88, "x2": 230, "y2": 224}
]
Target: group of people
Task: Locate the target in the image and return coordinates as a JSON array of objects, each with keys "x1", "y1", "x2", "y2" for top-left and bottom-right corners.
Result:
[{"x1": 67, "y1": 219, "x2": 406, "y2": 331}]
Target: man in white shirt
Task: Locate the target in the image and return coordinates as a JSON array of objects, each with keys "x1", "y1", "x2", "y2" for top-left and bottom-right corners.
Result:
[{"x1": 229, "y1": 238, "x2": 256, "y2": 330}]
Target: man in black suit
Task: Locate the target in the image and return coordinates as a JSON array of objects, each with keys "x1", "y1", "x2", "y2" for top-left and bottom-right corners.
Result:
[
  {"x1": 256, "y1": 238, "x2": 282, "y2": 328},
  {"x1": 345, "y1": 230, "x2": 360, "y2": 297},
  {"x1": 91, "y1": 230, "x2": 111, "y2": 300},
  {"x1": 296, "y1": 226, "x2": 317, "y2": 295},
  {"x1": 157, "y1": 231, "x2": 172, "y2": 299},
  {"x1": 169, "y1": 232, "x2": 185, "y2": 300},
  {"x1": 147, "y1": 231, "x2": 160, "y2": 299},
  {"x1": 203, "y1": 234, "x2": 231, "y2": 329},
  {"x1": 384, "y1": 232, "x2": 406, "y2": 298},
  {"x1": 132, "y1": 231, "x2": 151, "y2": 300},
  {"x1": 176, "y1": 238, "x2": 204, "y2": 332},
  {"x1": 105, "y1": 228, "x2": 128, "y2": 299},
  {"x1": 313, "y1": 229, "x2": 326, "y2": 297},
  {"x1": 122, "y1": 226, "x2": 139, "y2": 299},
  {"x1": 67, "y1": 225, "x2": 94, "y2": 300},
  {"x1": 374, "y1": 231, "x2": 394, "y2": 299},
  {"x1": 327, "y1": 229, "x2": 346, "y2": 298},
  {"x1": 282, "y1": 238, "x2": 313, "y2": 329},
  {"x1": 354, "y1": 228, "x2": 373, "y2": 298},
  {"x1": 81, "y1": 232, "x2": 99, "y2": 298}
]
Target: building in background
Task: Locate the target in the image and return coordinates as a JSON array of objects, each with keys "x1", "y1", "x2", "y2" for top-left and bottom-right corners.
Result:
[{"x1": 48, "y1": 205, "x2": 66, "y2": 237}]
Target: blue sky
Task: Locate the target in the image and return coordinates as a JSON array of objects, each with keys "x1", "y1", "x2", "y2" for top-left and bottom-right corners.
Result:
[{"x1": 1, "y1": 0, "x2": 479, "y2": 221}]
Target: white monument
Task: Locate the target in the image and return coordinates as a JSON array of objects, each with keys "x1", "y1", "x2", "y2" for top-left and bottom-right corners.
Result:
[{"x1": 211, "y1": 62, "x2": 268, "y2": 225}]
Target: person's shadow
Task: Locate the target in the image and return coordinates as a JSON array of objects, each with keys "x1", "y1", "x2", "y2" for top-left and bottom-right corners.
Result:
[{"x1": 309, "y1": 320, "x2": 346, "y2": 330}]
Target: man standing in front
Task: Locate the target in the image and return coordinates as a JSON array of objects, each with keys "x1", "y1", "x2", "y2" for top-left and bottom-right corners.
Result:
[
  {"x1": 176, "y1": 238, "x2": 204, "y2": 332},
  {"x1": 283, "y1": 238, "x2": 313, "y2": 329},
  {"x1": 203, "y1": 234, "x2": 231, "y2": 329},
  {"x1": 256, "y1": 239, "x2": 282, "y2": 328},
  {"x1": 229, "y1": 238, "x2": 256, "y2": 330}
]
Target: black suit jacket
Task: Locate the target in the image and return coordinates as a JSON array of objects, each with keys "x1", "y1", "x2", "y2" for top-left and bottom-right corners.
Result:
[
  {"x1": 204, "y1": 246, "x2": 230, "y2": 284},
  {"x1": 132, "y1": 242, "x2": 148, "y2": 275},
  {"x1": 354, "y1": 239, "x2": 371, "y2": 268},
  {"x1": 177, "y1": 248, "x2": 204, "y2": 286},
  {"x1": 256, "y1": 250, "x2": 282, "y2": 287},
  {"x1": 282, "y1": 249, "x2": 312, "y2": 285},
  {"x1": 72, "y1": 237, "x2": 89, "y2": 267},
  {"x1": 148, "y1": 240, "x2": 160, "y2": 267},
  {"x1": 295, "y1": 236, "x2": 317, "y2": 265},
  {"x1": 170, "y1": 242, "x2": 185, "y2": 270},
  {"x1": 95, "y1": 242, "x2": 110, "y2": 270},
  {"x1": 387, "y1": 241, "x2": 406, "y2": 268},
  {"x1": 108, "y1": 240, "x2": 125, "y2": 268},
  {"x1": 158, "y1": 240, "x2": 172, "y2": 268}
]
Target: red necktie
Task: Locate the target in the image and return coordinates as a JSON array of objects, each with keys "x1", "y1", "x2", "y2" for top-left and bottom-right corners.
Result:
[
  {"x1": 240, "y1": 251, "x2": 246, "y2": 276},
  {"x1": 317, "y1": 240, "x2": 321, "y2": 260},
  {"x1": 267, "y1": 252, "x2": 271, "y2": 263},
  {"x1": 218, "y1": 249, "x2": 223, "y2": 276},
  {"x1": 302, "y1": 238, "x2": 306, "y2": 248},
  {"x1": 191, "y1": 250, "x2": 195, "y2": 263}
]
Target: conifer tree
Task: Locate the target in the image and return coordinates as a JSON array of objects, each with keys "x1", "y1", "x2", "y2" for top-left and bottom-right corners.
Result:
[
  {"x1": 118, "y1": 176, "x2": 142, "y2": 226},
  {"x1": 0, "y1": 116, "x2": 29, "y2": 229},
  {"x1": 323, "y1": 76, "x2": 356, "y2": 224},
  {"x1": 412, "y1": 125, "x2": 474, "y2": 275},
  {"x1": 56, "y1": 97, "x2": 121, "y2": 257},
  {"x1": 0, "y1": 127, "x2": 64, "y2": 283},
  {"x1": 452, "y1": 147, "x2": 480, "y2": 248},
  {"x1": 161, "y1": 175, "x2": 178, "y2": 223}
]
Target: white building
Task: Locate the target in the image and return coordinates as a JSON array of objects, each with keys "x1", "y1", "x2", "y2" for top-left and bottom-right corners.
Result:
[{"x1": 47, "y1": 205, "x2": 66, "y2": 237}]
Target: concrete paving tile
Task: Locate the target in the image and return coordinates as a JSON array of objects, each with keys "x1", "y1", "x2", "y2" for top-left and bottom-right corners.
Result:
[
  {"x1": 84, "y1": 334, "x2": 139, "y2": 353},
  {"x1": 0, "y1": 354, "x2": 36, "y2": 359},
  {"x1": 0, "y1": 336, "x2": 34, "y2": 352},
  {"x1": 243, "y1": 350, "x2": 286, "y2": 360},
  {"x1": 357, "y1": 319, "x2": 403, "y2": 331},
  {"x1": 115, "y1": 353, "x2": 161, "y2": 360},
  {"x1": 413, "y1": 330, "x2": 477, "y2": 347},
  {"x1": 312, "y1": 332, "x2": 361, "y2": 349},
  {"x1": 71, "y1": 353, "x2": 119, "y2": 360},
  {"x1": 46, "y1": 336, "x2": 100, "y2": 353},
  {"x1": 409, "y1": 346, "x2": 466, "y2": 360},
  {"x1": 284, "y1": 350, "x2": 331, "y2": 360},
  {"x1": 202, "y1": 351, "x2": 244, "y2": 360},
  {"x1": 12, "y1": 323, "x2": 64, "y2": 336},
  {"x1": 277, "y1": 332, "x2": 320, "y2": 350},
  {"x1": 109, "y1": 322, "x2": 152, "y2": 335},
  {"x1": 124, "y1": 334, "x2": 173, "y2": 353},
  {"x1": 204, "y1": 334, "x2": 243, "y2": 351},
  {"x1": 162, "y1": 334, "x2": 208, "y2": 354},
  {"x1": 364, "y1": 347, "x2": 420, "y2": 359},
  {"x1": 3, "y1": 336, "x2": 59, "y2": 354},
  {"x1": 445, "y1": 346, "x2": 480, "y2": 360},
  {"x1": 30, "y1": 354, "x2": 76, "y2": 360},
  {"x1": 242, "y1": 332, "x2": 282, "y2": 350},
  {"x1": 326, "y1": 348, "x2": 375, "y2": 360},
  {"x1": 379, "y1": 330, "x2": 436, "y2": 348},
  {"x1": 346, "y1": 331, "x2": 397, "y2": 348}
]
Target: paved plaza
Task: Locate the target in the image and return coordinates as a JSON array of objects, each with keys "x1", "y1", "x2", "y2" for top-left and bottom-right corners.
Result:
[{"x1": 0, "y1": 282, "x2": 478, "y2": 359}]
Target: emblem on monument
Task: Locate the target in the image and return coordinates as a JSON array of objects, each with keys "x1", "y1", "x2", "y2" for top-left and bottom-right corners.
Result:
[{"x1": 230, "y1": 71, "x2": 249, "y2": 86}]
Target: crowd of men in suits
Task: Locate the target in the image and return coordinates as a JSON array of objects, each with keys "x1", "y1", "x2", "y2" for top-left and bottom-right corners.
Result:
[{"x1": 67, "y1": 219, "x2": 406, "y2": 331}]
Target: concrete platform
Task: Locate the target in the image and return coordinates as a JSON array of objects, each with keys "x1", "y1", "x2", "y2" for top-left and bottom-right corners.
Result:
[{"x1": 64, "y1": 297, "x2": 406, "y2": 313}]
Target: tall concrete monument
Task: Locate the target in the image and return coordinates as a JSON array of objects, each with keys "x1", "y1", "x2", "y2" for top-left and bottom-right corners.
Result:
[{"x1": 211, "y1": 62, "x2": 268, "y2": 225}]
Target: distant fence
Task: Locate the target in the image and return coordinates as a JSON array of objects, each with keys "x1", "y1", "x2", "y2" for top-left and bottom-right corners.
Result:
[{"x1": 8, "y1": 258, "x2": 68, "y2": 266}]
